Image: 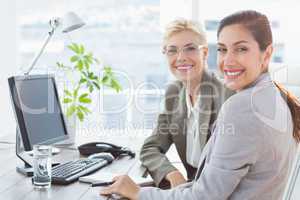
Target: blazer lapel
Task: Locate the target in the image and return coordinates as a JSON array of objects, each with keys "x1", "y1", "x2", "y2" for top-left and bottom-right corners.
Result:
[{"x1": 171, "y1": 87, "x2": 187, "y2": 138}]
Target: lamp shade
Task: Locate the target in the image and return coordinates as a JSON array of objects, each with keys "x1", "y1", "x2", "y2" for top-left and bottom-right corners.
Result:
[{"x1": 62, "y1": 12, "x2": 85, "y2": 33}]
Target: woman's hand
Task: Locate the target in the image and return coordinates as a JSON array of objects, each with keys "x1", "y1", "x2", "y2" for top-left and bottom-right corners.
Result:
[
  {"x1": 165, "y1": 170, "x2": 187, "y2": 188},
  {"x1": 100, "y1": 175, "x2": 140, "y2": 200}
]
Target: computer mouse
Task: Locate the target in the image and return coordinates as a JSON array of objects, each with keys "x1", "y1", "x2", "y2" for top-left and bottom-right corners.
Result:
[{"x1": 88, "y1": 152, "x2": 114, "y2": 163}]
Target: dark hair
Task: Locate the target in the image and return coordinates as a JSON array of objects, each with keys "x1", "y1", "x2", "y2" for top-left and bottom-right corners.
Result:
[
  {"x1": 217, "y1": 10, "x2": 300, "y2": 143},
  {"x1": 217, "y1": 10, "x2": 272, "y2": 51}
]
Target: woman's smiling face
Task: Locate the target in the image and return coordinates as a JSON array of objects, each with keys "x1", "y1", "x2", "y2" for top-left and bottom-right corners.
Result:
[
  {"x1": 164, "y1": 30, "x2": 208, "y2": 83},
  {"x1": 217, "y1": 24, "x2": 272, "y2": 91}
]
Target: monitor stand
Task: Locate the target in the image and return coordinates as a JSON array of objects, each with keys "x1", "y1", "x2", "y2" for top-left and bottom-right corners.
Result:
[
  {"x1": 16, "y1": 163, "x2": 33, "y2": 177},
  {"x1": 16, "y1": 128, "x2": 34, "y2": 176},
  {"x1": 26, "y1": 147, "x2": 60, "y2": 156},
  {"x1": 15, "y1": 128, "x2": 60, "y2": 177}
]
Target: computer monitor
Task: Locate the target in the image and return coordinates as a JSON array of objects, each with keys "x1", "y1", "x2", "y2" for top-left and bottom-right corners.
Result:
[{"x1": 8, "y1": 74, "x2": 69, "y2": 151}]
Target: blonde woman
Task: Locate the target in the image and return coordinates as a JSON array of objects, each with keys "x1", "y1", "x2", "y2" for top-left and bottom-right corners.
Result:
[{"x1": 138, "y1": 19, "x2": 233, "y2": 188}]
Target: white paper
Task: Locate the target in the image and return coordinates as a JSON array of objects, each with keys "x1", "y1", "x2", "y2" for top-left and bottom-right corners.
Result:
[{"x1": 79, "y1": 171, "x2": 153, "y2": 186}]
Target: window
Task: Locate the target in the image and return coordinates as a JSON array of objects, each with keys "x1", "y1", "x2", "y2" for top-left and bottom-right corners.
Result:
[
  {"x1": 207, "y1": 43, "x2": 218, "y2": 70},
  {"x1": 273, "y1": 43, "x2": 284, "y2": 63},
  {"x1": 204, "y1": 20, "x2": 220, "y2": 31},
  {"x1": 17, "y1": 0, "x2": 166, "y2": 131}
]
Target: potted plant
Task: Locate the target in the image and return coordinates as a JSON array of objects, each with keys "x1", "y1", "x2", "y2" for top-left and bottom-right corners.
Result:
[{"x1": 56, "y1": 43, "x2": 121, "y2": 143}]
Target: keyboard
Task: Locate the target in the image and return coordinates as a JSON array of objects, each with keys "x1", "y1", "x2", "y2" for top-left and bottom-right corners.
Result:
[{"x1": 51, "y1": 158, "x2": 111, "y2": 185}]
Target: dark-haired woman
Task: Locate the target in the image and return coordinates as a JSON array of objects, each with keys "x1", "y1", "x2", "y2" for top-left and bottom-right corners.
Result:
[{"x1": 100, "y1": 10, "x2": 300, "y2": 200}]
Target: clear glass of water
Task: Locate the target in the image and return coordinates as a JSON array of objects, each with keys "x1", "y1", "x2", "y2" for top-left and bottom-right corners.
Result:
[{"x1": 32, "y1": 145, "x2": 52, "y2": 189}]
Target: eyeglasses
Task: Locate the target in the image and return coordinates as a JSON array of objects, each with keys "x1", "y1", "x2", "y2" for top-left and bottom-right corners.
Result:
[{"x1": 163, "y1": 44, "x2": 204, "y2": 57}]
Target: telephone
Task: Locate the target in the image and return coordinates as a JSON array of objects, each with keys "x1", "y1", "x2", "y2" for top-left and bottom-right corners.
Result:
[{"x1": 78, "y1": 142, "x2": 135, "y2": 159}]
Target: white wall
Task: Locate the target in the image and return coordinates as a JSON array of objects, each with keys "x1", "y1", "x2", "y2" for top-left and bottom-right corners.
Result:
[{"x1": 0, "y1": 0, "x2": 17, "y2": 138}]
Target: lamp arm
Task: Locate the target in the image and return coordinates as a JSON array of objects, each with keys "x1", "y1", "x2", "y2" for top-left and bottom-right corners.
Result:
[
  {"x1": 24, "y1": 27, "x2": 56, "y2": 75},
  {"x1": 23, "y1": 13, "x2": 84, "y2": 75}
]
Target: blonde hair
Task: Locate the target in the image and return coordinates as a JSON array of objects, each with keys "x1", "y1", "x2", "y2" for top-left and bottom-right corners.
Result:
[{"x1": 163, "y1": 19, "x2": 207, "y2": 45}]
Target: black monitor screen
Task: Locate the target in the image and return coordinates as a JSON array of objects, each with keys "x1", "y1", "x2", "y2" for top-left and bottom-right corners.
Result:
[{"x1": 8, "y1": 75, "x2": 68, "y2": 150}]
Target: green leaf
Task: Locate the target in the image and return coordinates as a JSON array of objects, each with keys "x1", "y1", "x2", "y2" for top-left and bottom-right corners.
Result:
[
  {"x1": 92, "y1": 81, "x2": 100, "y2": 90},
  {"x1": 79, "y1": 45, "x2": 85, "y2": 54},
  {"x1": 67, "y1": 43, "x2": 80, "y2": 54},
  {"x1": 104, "y1": 66, "x2": 112, "y2": 73},
  {"x1": 83, "y1": 60, "x2": 90, "y2": 70},
  {"x1": 67, "y1": 44, "x2": 76, "y2": 53},
  {"x1": 91, "y1": 75, "x2": 98, "y2": 80},
  {"x1": 88, "y1": 72, "x2": 94, "y2": 79},
  {"x1": 79, "y1": 78, "x2": 87, "y2": 84},
  {"x1": 78, "y1": 105, "x2": 91, "y2": 114},
  {"x1": 76, "y1": 109, "x2": 84, "y2": 121},
  {"x1": 77, "y1": 60, "x2": 84, "y2": 70},
  {"x1": 101, "y1": 76, "x2": 109, "y2": 84},
  {"x1": 84, "y1": 55, "x2": 93, "y2": 64},
  {"x1": 73, "y1": 89, "x2": 78, "y2": 98},
  {"x1": 73, "y1": 43, "x2": 81, "y2": 53},
  {"x1": 63, "y1": 98, "x2": 73, "y2": 103},
  {"x1": 64, "y1": 90, "x2": 72, "y2": 97},
  {"x1": 92, "y1": 74, "x2": 96, "y2": 79},
  {"x1": 111, "y1": 79, "x2": 122, "y2": 92},
  {"x1": 86, "y1": 81, "x2": 91, "y2": 88},
  {"x1": 82, "y1": 71, "x2": 88, "y2": 77},
  {"x1": 89, "y1": 85, "x2": 94, "y2": 93},
  {"x1": 70, "y1": 55, "x2": 79, "y2": 62},
  {"x1": 79, "y1": 97, "x2": 92, "y2": 104},
  {"x1": 87, "y1": 72, "x2": 98, "y2": 81},
  {"x1": 79, "y1": 93, "x2": 91, "y2": 103},
  {"x1": 88, "y1": 57, "x2": 93, "y2": 64},
  {"x1": 66, "y1": 105, "x2": 76, "y2": 117},
  {"x1": 79, "y1": 93, "x2": 89, "y2": 100}
]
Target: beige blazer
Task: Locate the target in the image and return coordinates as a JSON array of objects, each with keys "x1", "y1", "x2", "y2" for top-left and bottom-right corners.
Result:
[{"x1": 139, "y1": 71, "x2": 234, "y2": 186}]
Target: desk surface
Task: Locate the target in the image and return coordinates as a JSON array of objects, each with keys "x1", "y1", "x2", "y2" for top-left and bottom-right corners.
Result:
[
  {"x1": 0, "y1": 143, "x2": 149, "y2": 200},
  {"x1": 0, "y1": 129, "x2": 154, "y2": 200},
  {"x1": 0, "y1": 129, "x2": 185, "y2": 200}
]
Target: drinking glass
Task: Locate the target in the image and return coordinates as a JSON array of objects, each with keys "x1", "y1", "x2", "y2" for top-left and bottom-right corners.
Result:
[{"x1": 32, "y1": 145, "x2": 52, "y2": 188}]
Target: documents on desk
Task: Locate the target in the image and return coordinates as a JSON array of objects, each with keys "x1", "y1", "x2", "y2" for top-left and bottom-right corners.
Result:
[{"x1": 79, "y1": 171, "x2": 153, "y2": 186}]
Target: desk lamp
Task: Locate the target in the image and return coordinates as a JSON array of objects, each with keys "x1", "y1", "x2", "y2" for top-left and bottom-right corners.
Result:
[{"x1": 24, "y1": 11, "x2": 85, "y2": 75}]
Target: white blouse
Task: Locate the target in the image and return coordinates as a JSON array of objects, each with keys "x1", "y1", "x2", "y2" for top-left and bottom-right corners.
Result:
[{"x1": 185, "y1": 92, "x2": 202, "y2": 168}]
